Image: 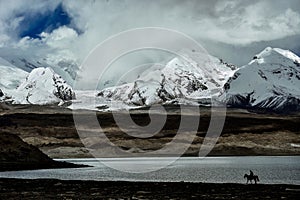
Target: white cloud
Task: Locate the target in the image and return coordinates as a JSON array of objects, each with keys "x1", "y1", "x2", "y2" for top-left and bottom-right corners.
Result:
[
  {"x1": 270, "y1": 8, "x2": 300, "y2": 35},
  {"x1": 0, "y1": 0, "x2": 299, "y2": 80},
  {"x1": 59, "y1": 0, "x2": 300, "y2": 55},
  {"x1": 40, "y1": 26, "x2": 78, "y2": 47},
  {"x1": 193, "y1": 1, "x2": 300, "y2": 45},
  {"x1": 1, "y1": 1, "x2": 300, "y2": 46}
]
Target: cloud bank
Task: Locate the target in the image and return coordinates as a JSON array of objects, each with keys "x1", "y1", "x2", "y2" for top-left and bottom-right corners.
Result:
[
  {"x1": 0, "y1": 0, "x2": 300, "y2": 88},
  {"x1": 1, "y1": 0, "x2": 300, "y2": 59}
]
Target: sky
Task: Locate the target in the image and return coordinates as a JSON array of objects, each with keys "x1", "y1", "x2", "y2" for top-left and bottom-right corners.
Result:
[{"x1": 0, "y1": 0, "x2": 300, "y2": 88}]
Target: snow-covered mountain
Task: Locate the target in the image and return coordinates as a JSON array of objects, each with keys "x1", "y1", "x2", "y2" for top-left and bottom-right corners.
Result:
[
  {"x1": 98, "y1": 50, "x2": 237, "y2": 106},
  {"x1": 2, "y1": 46, "x2": 299, "y2": 112},
  {"x1": 0, "y1": 58, "x2": 29, "y2": 101},
  {"x1": 12, "y1": 67, "x2": 76, "y2": 105},
  {"x1": 0, "y1": 47, "x2": 79, "y2": 85},
  {"x1": 0, "y1": 59, "x2": 76, "y2": 105},
  {"x1": 223, "y1": 47, "x2": 300, "y2": 112},
  {"x1": 0, "y1": 62, "x2": 28, "y2": 91}
]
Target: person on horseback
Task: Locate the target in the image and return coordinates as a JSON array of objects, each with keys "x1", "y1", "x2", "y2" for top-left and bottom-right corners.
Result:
[
  {"x1": 244, "y1": 170, "x2": 259, "y2": 184},
  {"x1": 250, "y1": 170, "x2": 254, "y2": 177}
]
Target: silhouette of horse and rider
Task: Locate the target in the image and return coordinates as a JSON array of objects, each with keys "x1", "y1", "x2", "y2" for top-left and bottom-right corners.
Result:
[{"x1": 244, "y1": 170, "x2": 259, "y2": 184}]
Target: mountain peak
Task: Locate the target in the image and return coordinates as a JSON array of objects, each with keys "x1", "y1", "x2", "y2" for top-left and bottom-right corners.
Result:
[
  {"x1": 251, "y1": 47, "x2": 300, "y2": 66},
  {"x1": 224, "y1": 47, "x2": 300, "y2": 113},
  {"x1": 98, "y1": 52, "x2": 237, "y2": 106},
  {"x1": 13, "y1": 67, "x2": 76, "y2": 105}
]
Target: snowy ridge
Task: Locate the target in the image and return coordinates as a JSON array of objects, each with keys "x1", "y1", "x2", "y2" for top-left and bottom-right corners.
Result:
[
  {"x1": 0, "y1": 58, "x2": 29, "y2": 101},
  {"x1": 223, "y1": 47, "x2": 300, "y2": 112},
  {"x1": 1, "y1": 46, "x2": 300, "y2": 112},
  {"x1": 12, "y1": 67, "x2": 76, "y2": 105},
  {"x1": 0, "y1": 64, "x2": 28, "y2": 91},
  {"x1": 0, "y1": 47, "x2": 79, "y2": 85},
  {"x1": 98, "y1": 51, "x2": 237, "y2": 106}
]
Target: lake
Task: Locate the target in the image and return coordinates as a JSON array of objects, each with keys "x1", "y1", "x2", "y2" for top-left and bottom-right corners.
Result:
[{"x1": 0, "y1": 156, "x2": 299, "y2": 184}]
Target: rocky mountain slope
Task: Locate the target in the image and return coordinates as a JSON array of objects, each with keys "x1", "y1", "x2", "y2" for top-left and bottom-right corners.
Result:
[{"x1": 223, "y1": 47, "x2": 300, "y2": 112}]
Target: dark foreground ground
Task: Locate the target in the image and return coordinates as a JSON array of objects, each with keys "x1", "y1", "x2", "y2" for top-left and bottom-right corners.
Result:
[{"x1": 0, "y1": 178, "x2": 299, "y2": 200}]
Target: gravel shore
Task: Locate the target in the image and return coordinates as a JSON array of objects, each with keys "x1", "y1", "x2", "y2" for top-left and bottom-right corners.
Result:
[{"x1": 0, "y1": 178, "x2": 299, "y2": 199}]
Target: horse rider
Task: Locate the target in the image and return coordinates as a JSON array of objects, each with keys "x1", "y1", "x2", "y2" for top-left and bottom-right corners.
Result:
[{"x1": 250, "y1": 170, "x2": 254, "y2": 177}]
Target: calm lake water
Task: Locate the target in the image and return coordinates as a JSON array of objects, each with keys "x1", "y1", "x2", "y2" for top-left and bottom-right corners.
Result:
[{"x1": 0, "y1": 156, "x2": 299, "y2": 185}]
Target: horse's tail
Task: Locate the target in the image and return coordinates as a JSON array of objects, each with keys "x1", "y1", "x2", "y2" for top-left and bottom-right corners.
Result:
[
  {"x1": 244, "y1": 174, "x2": 247, "y2": 179},
  {"x1": 256, "y1": 176, "x2": 260, "y2": 182}
]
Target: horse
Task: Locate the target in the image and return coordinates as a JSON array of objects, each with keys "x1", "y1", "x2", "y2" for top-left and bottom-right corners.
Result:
[{"x1": 244, "y1": 174, "x2": 259, "y2": 184}]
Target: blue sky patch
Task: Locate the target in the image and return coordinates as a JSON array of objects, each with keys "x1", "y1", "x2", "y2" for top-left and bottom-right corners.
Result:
[{"x1": 18, "y1": 3, "x2": 79, "y2": 39}]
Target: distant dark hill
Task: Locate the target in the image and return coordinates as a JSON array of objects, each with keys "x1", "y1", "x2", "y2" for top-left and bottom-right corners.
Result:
[{"x1": 0, "y1": 132, "x2": 85, "y2": 171}]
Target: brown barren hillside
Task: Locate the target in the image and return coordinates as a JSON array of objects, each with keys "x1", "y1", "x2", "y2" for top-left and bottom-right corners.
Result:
[{"x1": 0, "y1": 104, "x2": 299, "y2": 158}]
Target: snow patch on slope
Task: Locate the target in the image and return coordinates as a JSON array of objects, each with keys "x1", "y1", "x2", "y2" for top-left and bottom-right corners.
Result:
[{"x1": 69, "y1": 90, "x2": 141, "y2": 111}]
